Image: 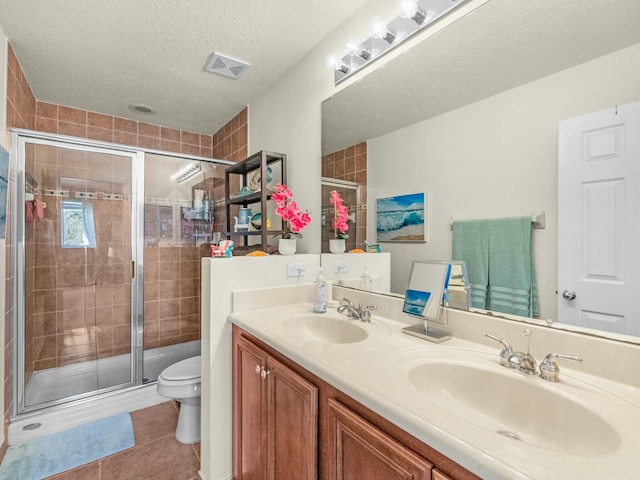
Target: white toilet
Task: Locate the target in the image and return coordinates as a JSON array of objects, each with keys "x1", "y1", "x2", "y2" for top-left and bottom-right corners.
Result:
[{"x1": 157, "y1": 355, "x2": 202, "y2": 444}]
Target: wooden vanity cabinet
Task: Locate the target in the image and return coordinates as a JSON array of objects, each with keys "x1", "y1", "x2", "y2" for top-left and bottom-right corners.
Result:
[
  {"x1": 232, "y1": 325, "x2": 480, "y2": 480},
  {"x1": 325, "y1": 398, "x2": 432, "y2": 479},
  {"x1": 233, "y1": 334, "x2": 318, "y2": 480}
]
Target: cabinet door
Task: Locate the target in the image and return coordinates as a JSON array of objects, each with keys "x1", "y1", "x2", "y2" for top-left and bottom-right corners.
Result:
[
  {"x1": 234, "y1": 337, "x2": 269, "y2": 480},
  {"x1": 266, "y1": 356, "x2": 318, "y2": 480},
  {"x1": 433, "y1": 470, "x2": 454, "y2": 480},
  {"x1": 326, "y1": 399, "x2": 431, "y2": 480}
]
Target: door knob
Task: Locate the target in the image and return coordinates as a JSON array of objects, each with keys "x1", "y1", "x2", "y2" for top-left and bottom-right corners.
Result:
[{"x1": 562, "y1": 290, "x2": 576, "y2": 300}]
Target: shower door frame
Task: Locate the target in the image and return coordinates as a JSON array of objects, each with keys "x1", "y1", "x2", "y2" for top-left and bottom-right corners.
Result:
[{"x1": 10, "y1": 130, "x2": 146, "y2": 417}]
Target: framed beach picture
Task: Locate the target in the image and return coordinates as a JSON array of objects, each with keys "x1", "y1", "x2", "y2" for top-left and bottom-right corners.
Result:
[{"x1": 376, "y1": 192, "x2": 426, "y2": 242}]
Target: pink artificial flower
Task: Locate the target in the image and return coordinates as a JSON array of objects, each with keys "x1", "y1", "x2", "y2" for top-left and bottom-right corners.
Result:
[
  {"x1": 271, "y1": 183, "x2": 311, "y2": 238},
  {"x1": 329, "y1": 190, "x2": 349, "y2": 238}
]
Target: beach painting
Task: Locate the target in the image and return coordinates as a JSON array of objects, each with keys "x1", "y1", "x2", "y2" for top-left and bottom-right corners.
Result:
[
  {"x1": 376, "y1": 192, "x2": 426, "y2": 242},
  {"x1": 403, "y1": 289, "x2": 432, "y2": 317}
]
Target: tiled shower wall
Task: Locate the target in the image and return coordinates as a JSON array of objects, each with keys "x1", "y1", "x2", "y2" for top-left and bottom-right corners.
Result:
[
  {"x1": 4, "y1": 43, "x2": 248, "y2": 432},
  {"x1": 321, "y1": 142, "x2": 368, "y2": 251}
]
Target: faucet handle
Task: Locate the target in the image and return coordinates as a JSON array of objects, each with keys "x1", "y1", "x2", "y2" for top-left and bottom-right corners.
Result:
[
  {"x1": 539, "y1": 353, "x2": 583, "y2": 382},
  {"x1": 341, "y1": 298, "x2": 354, "y2": 307},
  {"x1": 361, "y1": 305, "x2": 377, "y2": 322},
  {"x1": 485, "y1": 333, "x2": 515, "y2": 368}
]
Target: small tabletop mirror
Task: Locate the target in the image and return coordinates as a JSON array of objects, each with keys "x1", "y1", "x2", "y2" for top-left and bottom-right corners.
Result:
[{"x1": 402, "y1": 260, "x2": 452, "y2": 343}]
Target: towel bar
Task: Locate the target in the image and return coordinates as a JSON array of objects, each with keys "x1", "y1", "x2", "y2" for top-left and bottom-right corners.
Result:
[{"x1": 450, "y1": 210, "x2": 545, "y2": 229}]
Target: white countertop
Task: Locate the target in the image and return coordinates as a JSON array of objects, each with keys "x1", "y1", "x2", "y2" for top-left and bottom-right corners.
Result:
[{"x1": 229, "y1": 303, "x2": 640, "y2": 480}]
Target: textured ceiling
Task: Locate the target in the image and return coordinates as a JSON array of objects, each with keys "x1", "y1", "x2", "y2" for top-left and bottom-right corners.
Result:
[
  {"x1": 322, "y1": 0, "x2": 640, "y2": 154},
  {"x1": 0, "y1": 0, "x2": 368, "y2": 134}
]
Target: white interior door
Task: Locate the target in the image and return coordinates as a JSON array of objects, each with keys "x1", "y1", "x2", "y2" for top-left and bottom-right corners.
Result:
[{"x1": 558, "y1": 101, "x2": 640, "y2": 336}]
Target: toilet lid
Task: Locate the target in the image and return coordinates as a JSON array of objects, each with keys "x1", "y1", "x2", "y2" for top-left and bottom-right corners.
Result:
[{"x1": 160, "y1": 356, "x2": 201, "y2": 381}]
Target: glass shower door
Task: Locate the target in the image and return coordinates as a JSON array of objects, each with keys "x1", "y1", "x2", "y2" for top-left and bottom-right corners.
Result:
[{"x1": 16, "y1": 136, "x2": 138, "y2": 413}]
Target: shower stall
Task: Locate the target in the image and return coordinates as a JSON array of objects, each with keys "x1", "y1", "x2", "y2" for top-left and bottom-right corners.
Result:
[{"x1": 10, "y1": 130, "x2": 230, "y2": 419}]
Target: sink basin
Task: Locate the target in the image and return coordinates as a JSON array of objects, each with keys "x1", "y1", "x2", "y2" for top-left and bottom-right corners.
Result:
[
  {"x1": 282, "y1": 314, "x2": 368, "y2": 344},
  {"x1": 408, "y1": 361, "x2": 621, "y2": 455}
]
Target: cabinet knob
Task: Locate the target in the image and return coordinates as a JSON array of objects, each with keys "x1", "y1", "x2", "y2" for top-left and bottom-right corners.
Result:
[{"x1": 255, "y1": 365, "x2": 261, "y2": 375}]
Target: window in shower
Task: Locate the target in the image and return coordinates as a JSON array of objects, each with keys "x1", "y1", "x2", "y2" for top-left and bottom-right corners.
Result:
[{"x1": 61, "y1": 200, "x2": 97, "y2": 248}]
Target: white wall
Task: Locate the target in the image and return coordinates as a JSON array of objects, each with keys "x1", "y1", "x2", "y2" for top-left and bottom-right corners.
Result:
[
  {"x1": 200, "y1": 255, "x2": 321, "y2": 480},
  {"x1": 367, "y1": 43, "x2": 640, "y2": 321}
]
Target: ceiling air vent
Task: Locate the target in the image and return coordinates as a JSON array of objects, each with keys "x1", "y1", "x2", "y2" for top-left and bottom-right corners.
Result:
[{"x1": 205, "y1": 52, "x2": 250, "y2": 80}]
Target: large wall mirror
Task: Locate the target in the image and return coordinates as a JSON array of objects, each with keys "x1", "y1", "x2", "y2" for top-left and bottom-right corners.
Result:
[{"x1": 321, "y1": 0, "x2": 640, "y2": 342}]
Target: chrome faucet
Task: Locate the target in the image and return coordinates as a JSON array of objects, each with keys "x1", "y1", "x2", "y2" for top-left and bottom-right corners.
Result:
[
  {"x1": 485, "y1": 329, "x2": 537, "y2": 374},
  {"x1": 338, "y1": 298, "x2": 377, "y2": 323},
  {"x1": 539, "y1": 353, "x2": 583, "y2": 382}
]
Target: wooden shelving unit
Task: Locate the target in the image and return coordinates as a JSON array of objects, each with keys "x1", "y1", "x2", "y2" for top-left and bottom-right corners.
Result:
[{"x1": 225, "y1": 151, "x2": 286, "y2": 252}]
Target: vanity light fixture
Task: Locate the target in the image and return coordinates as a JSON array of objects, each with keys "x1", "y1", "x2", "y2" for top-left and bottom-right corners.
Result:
[
  {"x1": 171, "y1": 163, "x2": 201, "y2": 183},
  {"x1": 327, "y1": 0, "x2": 469, "y2": 84}
]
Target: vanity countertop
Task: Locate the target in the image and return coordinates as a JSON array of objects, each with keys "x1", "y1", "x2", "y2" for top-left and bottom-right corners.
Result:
[{"x1": 229, "y1": 303, "x2": 640, "y2": 480}]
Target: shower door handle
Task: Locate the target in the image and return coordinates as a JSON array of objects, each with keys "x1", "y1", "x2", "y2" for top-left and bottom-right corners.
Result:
[{"x1": 131, "y1": 261, "x2": 135, "y2": 279}]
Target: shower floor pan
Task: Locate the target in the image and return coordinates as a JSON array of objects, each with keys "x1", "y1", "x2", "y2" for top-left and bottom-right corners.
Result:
[{"x1": 24, "y1": 340, "x2": 200, "y2": 407}]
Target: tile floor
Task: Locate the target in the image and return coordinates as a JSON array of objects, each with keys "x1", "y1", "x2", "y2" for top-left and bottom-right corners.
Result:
[{"x1": 44, "y1": 401, "x2": 200, "y2": 480}]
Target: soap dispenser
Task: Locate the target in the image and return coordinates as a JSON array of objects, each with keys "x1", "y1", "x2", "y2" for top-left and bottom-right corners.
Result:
[
  {"x1": 313, "y1": 268, "x2": 327, "y2": 313},
  {"x1": 361, "y1": 264, "x2": 372, "y2": 291}
]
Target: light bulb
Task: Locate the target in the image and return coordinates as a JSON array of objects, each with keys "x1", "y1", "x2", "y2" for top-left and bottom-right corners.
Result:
[
  {"x1": 325, "y1": 53, "x2": 340, "y2": 69},
  {"x1": 345, "y1": 36, "x2": 370, "y2": 60},
  {"x1": 397, "y1": 0, "x2": 426, "y2": 25},
  {"x1": 324, "y1": 53, "x2": 349, "y2": 74},
  {"x1": 369, "y1": 17, "x2": 389, "y2": 38},
  {"x1": 396, "y1": 0, "x2": 418, "y2": 18},
  {"x1": 345, "y1": 36, "x2": 361, "y2": 56}
]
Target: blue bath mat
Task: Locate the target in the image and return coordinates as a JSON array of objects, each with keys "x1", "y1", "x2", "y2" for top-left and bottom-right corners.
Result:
[{"x1": 0, "y1": 412, "x2": 135, "y2": 479}]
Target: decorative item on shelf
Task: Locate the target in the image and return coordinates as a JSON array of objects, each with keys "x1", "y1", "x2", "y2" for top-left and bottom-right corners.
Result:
[
  {"x1": 250, "y1": 212, "x2": 271, "y2": 230},
  {"x1": 272, "y1": 183, "x2": 311, "y2": 239},
  {"x1": 364, "y1": 240, "x2": 382, "y2": 253},
  {"x1": 211, "y1": 240, "x2": 234, "y2": 257},
  {"x1": 238, "y1": 186, "x2": 253, "y2": 197},
  {"x1": 329, "y1": 190, "x2": 349, "y2": 253},
  {"x1": 248, "y1": 166, "x2": 273, "y2": 192},
  {"x1": 278, "y1": 238, "x2": 297, "y2": 256},
  {"x1": 234, "y1": 207, "x2": 251, "y2": 232}
]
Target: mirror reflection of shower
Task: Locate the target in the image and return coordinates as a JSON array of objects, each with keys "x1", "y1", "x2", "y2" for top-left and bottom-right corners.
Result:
[{"x1": 321, "y1": 178, "x2": 363, "y2": 253}]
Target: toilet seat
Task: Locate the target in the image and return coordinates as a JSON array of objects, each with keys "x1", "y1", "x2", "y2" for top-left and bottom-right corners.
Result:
[{"x1": 159, "y1": 356, "x2": 201, "y2": 382}]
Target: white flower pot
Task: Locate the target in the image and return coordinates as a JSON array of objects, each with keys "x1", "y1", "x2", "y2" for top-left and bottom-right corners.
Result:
[
  {"x1": 278, "y1": 238, "x2": 297, "y2": 256},
  {"x1": 329, "y1": 238, "x2": 346, "y2": 254}
]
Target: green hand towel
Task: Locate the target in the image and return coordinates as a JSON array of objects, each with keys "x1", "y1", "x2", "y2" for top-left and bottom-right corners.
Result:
[
  {"x1": 487, "y1": 217, "x2": 539, "y2": 317},
  {"x1": 452, "y1": 219, "x2": 489, "y2": 309}
]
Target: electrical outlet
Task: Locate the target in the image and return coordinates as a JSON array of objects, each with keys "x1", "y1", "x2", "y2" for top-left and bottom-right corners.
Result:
[
  {"x1": 334, "y1": 261, "x2": 348, "y2": 274},
  {"x1": 287, "y1": 263, "x2": 305, "y2": 277}
]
